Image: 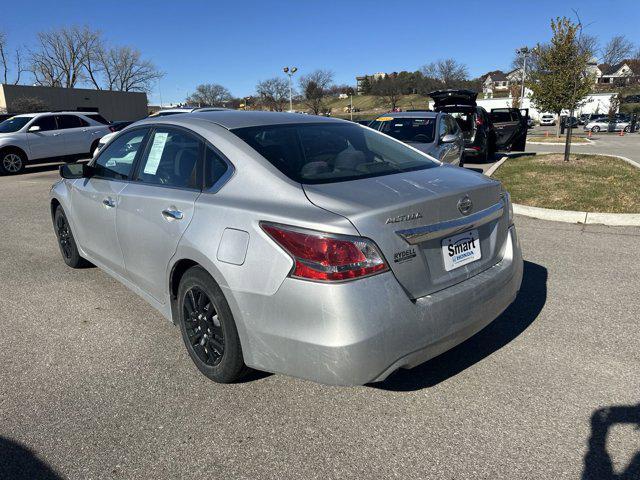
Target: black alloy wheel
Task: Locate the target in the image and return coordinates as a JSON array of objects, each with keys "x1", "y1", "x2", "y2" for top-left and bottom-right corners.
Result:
[{"x1": 183, "y1": 286, "x2": 225, "y2": 366}]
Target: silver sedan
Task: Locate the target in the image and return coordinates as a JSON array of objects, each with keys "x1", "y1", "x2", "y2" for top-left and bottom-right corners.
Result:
[{"x1": 51, "y1": 111, "x2": 523, "y2": 386}]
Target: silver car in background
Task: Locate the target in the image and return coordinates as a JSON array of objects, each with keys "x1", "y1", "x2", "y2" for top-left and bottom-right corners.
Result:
[
  {"x1": 368, "y1": 111, "x2": 465, "y2": 166},
  {"x1": 51, "y1": 111, "x2": 523, "y2": 386}
]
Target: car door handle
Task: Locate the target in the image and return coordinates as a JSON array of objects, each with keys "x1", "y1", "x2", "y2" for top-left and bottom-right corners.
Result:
[
  {"x1": 102, "y1": 197, "x2": 116, "y2": 208},
  {"x1": 162, "y1": 208, "x2": 183, "y2": 220}
]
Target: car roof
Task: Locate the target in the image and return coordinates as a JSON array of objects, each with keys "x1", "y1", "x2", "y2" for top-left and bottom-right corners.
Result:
[
  {"x1": 152, "y1": 110, "x2": 348, "y2": 130},
  {"x1": 13, "y1": 111, "x2": 97, "y2": 118},
  {"x1": 373, "y1": 111, "x2": 438, "y2": 119}
]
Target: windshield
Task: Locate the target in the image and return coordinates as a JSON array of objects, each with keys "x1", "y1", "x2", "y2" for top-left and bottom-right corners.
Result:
[
  {"x1": 0, "y1": 116, "x2": 31, "y2": 133},
  {"x1": 369, "y1": 117, "x2": 436, "y2": 143},
  {"x1": 233, "y1": 122, "x2": 438, "y2": 184}
]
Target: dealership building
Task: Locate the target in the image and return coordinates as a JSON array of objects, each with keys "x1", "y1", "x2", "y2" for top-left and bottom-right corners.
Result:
[{"x1": 0, "y1": 84, "x2": 148, "y2": 121}]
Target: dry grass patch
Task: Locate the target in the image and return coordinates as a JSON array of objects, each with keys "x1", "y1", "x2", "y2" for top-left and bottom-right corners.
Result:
[
  {"x1": 493, "y1": 153, "x2": 640, "y2": 213},
  {"x1": 528, "y1": 136, "x2": 590, "y2": 144}
]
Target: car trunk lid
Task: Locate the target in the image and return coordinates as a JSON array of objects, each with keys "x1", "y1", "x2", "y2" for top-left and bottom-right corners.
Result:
[
  {"x1": 430, "y1": 89, "x2": 478, "y2": 111},
  {"x1": 303, "y1": 165, "x2": 509, "y2": 299}
]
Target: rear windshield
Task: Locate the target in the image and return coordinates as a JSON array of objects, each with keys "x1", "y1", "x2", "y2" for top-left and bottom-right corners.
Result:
[
  {"x1": 369, "y1": 117, "x2": 436, "y2": 143},
  {"x1": 232, "y1": 123, "x2": 439, "y2": 184},
  {"x1": 0, "y1": 116, "x2": 31, "y2": 133},
  {"x1": 85, "y1": 113, "x2": 109, "y2": 124}
]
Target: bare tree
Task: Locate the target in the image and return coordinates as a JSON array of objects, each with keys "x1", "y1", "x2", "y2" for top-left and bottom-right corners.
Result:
[
  {"x1": 186, "y1": 83, "x2": 232, "y2": 107},
  {"x1": 0, "y1": 31, "x2": 25, "y2": 85},
  {"x1": 601, "y1": 35, "x2": 635, "y2": 65},
  {"x1": 298, "y1": 69, "x2": 334, "y2": 115},
  {"x1": 30, "y1": 26, "x2": 99, "y2": 88},
  {"x1": 421, "y1": 59, "x2": 468, "y2": 88},
  {"x1": 108, "y1": 46, "x2": 163, "y2": 92},
  {"x1": 256, "y1": 77, "x2": 289, "y2": 111}
]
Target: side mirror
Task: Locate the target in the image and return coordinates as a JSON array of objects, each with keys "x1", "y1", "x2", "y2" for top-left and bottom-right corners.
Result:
[
  {"x1": 60, "y1": 163, "x2": 94, "y2": 179},
  {"x1": 440, "y1": 133, "x2": 458, "y2": 144},
  {"x1": 28, "y1": 125, "x2": 41, "y2": 133}
]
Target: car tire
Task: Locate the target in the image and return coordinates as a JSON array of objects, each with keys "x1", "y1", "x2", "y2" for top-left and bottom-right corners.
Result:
[
  {"x1": 178, "y1": 266, "x2": 248, "y2": 383},
  {"x1": 623, "y1": 126, "x2": 630, "y2": 133},
  {"x1": 591, "y1": 126, "x2": 600, "y2": 133},
  {"x1": 0, "y1": 148, "x2": 26, "y2": 175},
  {"x1": 54, "y1": 206, "x2": 91, "y2": 268}
]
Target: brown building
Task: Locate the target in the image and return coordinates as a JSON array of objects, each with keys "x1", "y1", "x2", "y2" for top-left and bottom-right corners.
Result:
[{"x1": 0, "y1": 84, "x2": 148, "y2": 121}]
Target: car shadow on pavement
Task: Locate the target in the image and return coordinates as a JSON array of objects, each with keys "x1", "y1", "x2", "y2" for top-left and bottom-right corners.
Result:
[
  {"x1": 373, "y1": 260, "x2": 547, "y2": 392},
  {"x1": 582, "y1": 403, "x2": 640, "y2": 480},
  {"x1": 0, "y1": 437, "x2": 63, "y2": 479}
]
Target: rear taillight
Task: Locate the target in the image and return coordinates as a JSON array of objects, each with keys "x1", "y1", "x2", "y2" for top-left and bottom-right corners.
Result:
[
  {"x1": 261, "y1": 223, "x2": 389, "y2": 282},
  {"x1": 108, "y1": 126, "x2": 117, "y2": 132}
]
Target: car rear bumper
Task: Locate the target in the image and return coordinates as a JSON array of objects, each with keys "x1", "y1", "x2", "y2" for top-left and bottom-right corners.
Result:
[{"x1": 224, "y1": 225, "x2": 523, "y2": 386}]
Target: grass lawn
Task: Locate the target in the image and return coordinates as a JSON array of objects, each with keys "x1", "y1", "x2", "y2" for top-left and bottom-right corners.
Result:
[
  {"x1": 292, "y1": 94, "x2": 431, "y2": 116},
  {"x1": 494, "y1": 153, "x2": 640, "y2": 213},
  {"x1": 528, "y1": 136, "x2": 591, "y2": 144}
]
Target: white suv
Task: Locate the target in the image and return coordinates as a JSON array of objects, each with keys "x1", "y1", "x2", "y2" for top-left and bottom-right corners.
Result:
[
  {"x1": 539, "y1": 114, "x2": 556, "y2": 126},
  {"x1": 0, "y1": 112, "x2": 111, "y2": 174}
]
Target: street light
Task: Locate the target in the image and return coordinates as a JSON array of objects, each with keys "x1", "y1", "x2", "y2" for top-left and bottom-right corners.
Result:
[
  {"x1": 515, "y1": 47, "x2": 531, "y2": 109},
  {"x1": 283, "y1": 66, "x2": 297, "y2": 112}
]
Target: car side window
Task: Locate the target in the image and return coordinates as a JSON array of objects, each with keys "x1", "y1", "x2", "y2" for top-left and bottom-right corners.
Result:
[
  {"x1": 204, "y1": 145, "x2": 229, "y2": 189},
  {"x1": 94, "y1": 128, "x2": 149, "y2": 180},
  {"x1": 31, "y1": 115, "x2": 57, "y2": 132},
  {"x1": 135, "y1": 128, "x2": 201, "y2": 189},
  {"x1": 56, "y1": 115, "x2": 83, "y2": 129},
  {"x1": 438, "y1": 116, "x2": 449, "y2": 139}
]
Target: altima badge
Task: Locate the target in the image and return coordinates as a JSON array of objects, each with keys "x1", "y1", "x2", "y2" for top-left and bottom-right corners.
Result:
[
  {"x1": 385, "y1": 212, "x2": 423, "y2": 224},
  {"x1": 457, "y1": 196, "x2": 473, "y2": 215}
]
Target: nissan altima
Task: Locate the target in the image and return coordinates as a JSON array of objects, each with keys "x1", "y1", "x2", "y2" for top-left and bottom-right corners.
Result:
[{"x1": 50, "y1": 111, "x2": 523, "y2": 386}]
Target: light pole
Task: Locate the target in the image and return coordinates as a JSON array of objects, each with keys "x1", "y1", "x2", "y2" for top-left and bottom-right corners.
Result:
[
  {"x1": 515, "y1": 47, "x2": 531, "y2": 109},
  {"x1": 283, "y1": 66, "x2": 297, "y2": 112}
]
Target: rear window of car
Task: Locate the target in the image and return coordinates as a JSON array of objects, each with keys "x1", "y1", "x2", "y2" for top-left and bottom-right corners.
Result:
[
  {"x1": 369, "y1": 117, "x2": 436, "y2": 143},
  {"x1": 232, "y1": 122, "x2": 439, "y2": 184},
  {"x1": 85, "y1": 113, "x2": 109, "y2": 124}
]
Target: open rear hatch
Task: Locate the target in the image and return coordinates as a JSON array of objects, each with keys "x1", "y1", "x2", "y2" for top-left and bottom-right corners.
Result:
[
  {"x1": 430, "y1": 89, "x2": 478, "y2": 112},
  {"x1": 303, "y1": 166, "x2": 509, "y2": 299}
]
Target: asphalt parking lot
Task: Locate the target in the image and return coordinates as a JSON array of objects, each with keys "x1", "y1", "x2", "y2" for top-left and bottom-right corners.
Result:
[{"x1": 1, "y1": 166, "x2": 639, "y2": 480}]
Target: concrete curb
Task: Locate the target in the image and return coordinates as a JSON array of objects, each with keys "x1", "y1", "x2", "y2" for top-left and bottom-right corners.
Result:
[
  {"x1": 488, "y1": 152, "x2": 640, "y2": 226},
  {"x1": 512, "y1": 204, "x2": 640, "y2": 226}
]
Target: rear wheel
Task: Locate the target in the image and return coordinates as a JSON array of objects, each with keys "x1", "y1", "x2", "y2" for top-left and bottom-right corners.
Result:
[
  {"x1": 54, "y1": 206, "x2": 90, "y2": 268},
  {"x1": 0, "y1": 149, "x2": 26, "y2": 175},
  {"x1": 623, "y1": 126, "x2": 630, "y2": 133},
  {"x1": 591, "y1": 126, "x2": 600, "y2": 133},
  {"x1": 178, "y1": 266, "x2": 247, "y2": 383}
]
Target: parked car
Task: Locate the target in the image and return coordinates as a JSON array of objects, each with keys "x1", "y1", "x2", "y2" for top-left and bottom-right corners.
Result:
[
  {"x1": 429, "y1": 90, "x2": 528, "y2": 163},
  {"x1": 584, "y1": 119, "x2": 631, "y2": 133},
  {"x1": 0, "y1": 111, "x2": 111, "y2": 174},
  {"x1": 149, "y1": 107, "x2": 229, "y2": 118},
  {"x1": 539, "y1": 114, "x2": 556, "y2": 126},
  {"x1": 51, "y1": 111, "x2": 523, "y2": 386},
  {"x1": 93, "y1": 121, "x2": 135, "y2": 156},
  {"x1": 368, "y1": 111, "x2": 464, "y2": 166}
]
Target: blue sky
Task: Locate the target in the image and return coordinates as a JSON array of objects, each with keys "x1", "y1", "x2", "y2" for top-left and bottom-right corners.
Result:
[{"x1": 2, "y1": 0, "x2": 639, "y2": 104}]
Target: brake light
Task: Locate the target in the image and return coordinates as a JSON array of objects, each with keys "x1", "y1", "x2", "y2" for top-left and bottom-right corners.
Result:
[{"x1": 261, "y1": 223, "x2": 389, "y2": 282}]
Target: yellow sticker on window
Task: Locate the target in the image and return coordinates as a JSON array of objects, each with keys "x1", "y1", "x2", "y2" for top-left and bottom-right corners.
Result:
[{"x1": 376, "y1": 116, "x2": 394, "y2": 121}]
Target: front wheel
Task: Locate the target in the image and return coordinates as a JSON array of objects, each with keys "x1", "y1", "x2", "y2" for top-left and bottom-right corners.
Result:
[
  {"x1": 591, "y1": 126, "x2": 600, "y2": 133},
  {"x1": 54, "y1": 206, "x2": 90, "y2": 268},
  {"x1": 0, "y1": 149, "x2": 26, "y2": 175},
  {"x1": 623, "y1": 126, "x2": 630, "y2": 133},
  {"x1": 178, "y1": 266, "x2": 247, "y2": 383}
]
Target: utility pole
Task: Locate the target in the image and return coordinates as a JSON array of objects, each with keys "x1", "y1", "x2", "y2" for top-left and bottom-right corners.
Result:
[
  {"x1": 516, "y1": 47, "x2": 530, "y2": 109},
  {"x1": 350, "y1": 93, "x2": 353, "y2": 122},
  {"x1": 283, "y1": 66, "x2": 298, "y2": 112}
]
